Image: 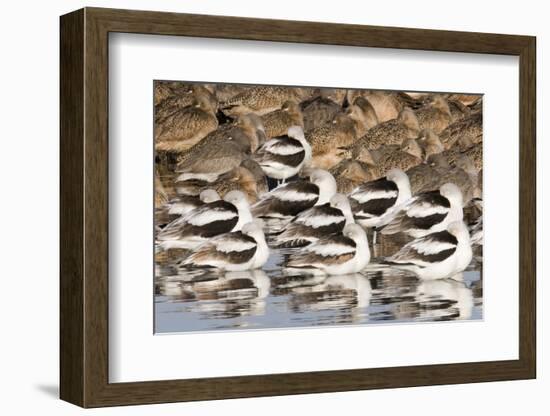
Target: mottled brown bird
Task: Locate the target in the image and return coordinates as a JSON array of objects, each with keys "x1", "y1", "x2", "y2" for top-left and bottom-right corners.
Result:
[
  {"x1": 319, "y1": 88, "x2": 348, "y2": 105},
  {"x1": 406, "y1": 154, "x2": 450, "y2": 194},
  {"x1": 447, "y1": 93, "x2": 483, "y2": 106},
  {"x1": 301, "y1": 95, "x2": 342, "y2": 132},
  {"x1": 448, "y1": 99, "x2": 472, "y2": 123},
  {"x1": 154, "y1": 81, "x2": 177, "y2": 106},
  {"x1": 464, "y1": 142, "x2": 482, "y2": 171},
  {"x1": 347, "y1": 90, "x2": 404, "y2": 122},
  {"x1": 155, "y1": 170, "x2": 169, "y2": 206},
  {"x1": 351, "y1": 96, "x2": 379, "y2": 134},
  {"x1": 155, "y1": 94, "x2": 219, "y2": 153},
  {"x1": 415, "y1": 95, "x2": 452, "y2": 133},
  {"x1": 439, "y1": 111, "x2": 483, "y2": 150},
  {"x1": 214, "y1": 84, "x2": 252, "y2": 102},
  {"x1": 175, "y1": 160, "x2": 266, "y2": 204},
  {"x1": 408, "y1": 154, "x2": 479, "y2": 203},
  {"x1": 329, "y1": 160, "x2": 370, "y2": 194},
  {"x1": 417, "y1": 129, "x2": 444, "y2": 161},
  {"x1": 261, "y1": 100, "x2": 304, "y2": 138},
  {"x1": 343, "y1": 108, "x2": 420, "y2": 153},
  {"x1": 155, "y1": 85, "x2": 217, "y2": 125},
  {"x1": 221, "y1": 86, "x2": 311, "y2": 117},
  {"x1": 175, "y1": 114, "x2": 265, "y2": 182},
  {"x1": 307, "y1": 113, "x2": 361, "y2": 170},
  {"x1": 367, "y1": 139, "x2": 424, "y2": 180}
]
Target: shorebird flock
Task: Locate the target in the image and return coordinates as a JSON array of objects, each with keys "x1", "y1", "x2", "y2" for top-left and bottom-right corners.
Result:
[{"x1": 155, "y1": 82, "x2": 483, "y2": 281}]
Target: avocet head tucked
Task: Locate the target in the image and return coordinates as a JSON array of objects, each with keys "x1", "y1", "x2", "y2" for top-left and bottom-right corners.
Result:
[
  {"x1": 440, "y1": 183, "x2": 463, "y2": 207},
  {"x1": 386, "y1": 168, "x2": 412, "y2": 201},
  {"x1": 330, "y1": 193, "x2": 354, "y2": 222},
  {"x1": 447, "y1": 220, "x2": 470, "y2": 241},
  {"x1": 241, "y1": 220, "x2": 265, "y2": 238},
  {"x1": 309, "y1": 169, "x2": 337, "y2": 204},
  {"x1": 287, "y1": 125, "x2": 306, "y2": 141},
  {"x1": 199, "y1": 189, "x2": 221, "y2": 203},
  {"x1": 343, "y1": 223, "x2": 368, "y2": 244},
  {"x1": 223, "y1": 190, "x2": 249, "y2": 207}
]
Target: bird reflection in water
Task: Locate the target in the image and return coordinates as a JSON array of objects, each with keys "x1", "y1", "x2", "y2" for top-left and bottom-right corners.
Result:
[{"x1": 155, "y1": 241, "x2": 481, "y2": 333}]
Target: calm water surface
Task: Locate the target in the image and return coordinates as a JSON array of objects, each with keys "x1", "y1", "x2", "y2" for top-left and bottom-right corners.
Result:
[{"x1": 154, "y1": 233, "x2": 483, "y2": 333}]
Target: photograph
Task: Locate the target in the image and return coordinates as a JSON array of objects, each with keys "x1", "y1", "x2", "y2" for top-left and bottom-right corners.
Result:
[{"x1": 153, "y1": 81, "x2": 483, "y2": 334}]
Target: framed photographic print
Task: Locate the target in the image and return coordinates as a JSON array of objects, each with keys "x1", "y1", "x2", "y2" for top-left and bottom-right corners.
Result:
[{"x1": 60, "y1": 7, "x2": 536, "y2": 408}]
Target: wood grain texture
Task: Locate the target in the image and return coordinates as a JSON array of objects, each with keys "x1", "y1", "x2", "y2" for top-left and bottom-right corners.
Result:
[
  {"x1": 59, "y1": 8, "x2": 84, "y2": 407},
  {"x1": 59, "y1": 7, "x2": 537, "y2": 408}
]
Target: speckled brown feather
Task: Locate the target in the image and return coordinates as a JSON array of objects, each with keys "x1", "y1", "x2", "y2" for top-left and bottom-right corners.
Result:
[
  {"x1": 155, "y1": 107, "x2": 218, "y2": 153},
  {"x1": 415, "y1": 96, "x2": 453, "y2": 134},
  {"x1": 439, "y1": 111, "x2": 483, "y2": 150},
  {"x1": 261, "y1": 101, "x2": 304, "y2": 138},
  {"x1": 464, "y1": 142, "x2": 482, "y2": 171},
  {"x1": 349, "y1": 117, "x2": 419, "y2": 152},
  {"x1": 221, "y1": 86, "x2": 311, "y2": 117}
]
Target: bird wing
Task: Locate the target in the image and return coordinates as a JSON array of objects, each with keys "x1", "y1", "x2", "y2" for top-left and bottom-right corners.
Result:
[
  {"x1": 350, "y1": 177, "x2": 399, "y2": 219},
  {"x1": 380, "y1": 191, "x2": 450, "y2": 233},
  {"x1": 388, "y1": 230, "x2": 458, "y2": 266},
  {"x1": 185, "y1": 232, "x2": 257, "y2": 265},
  {"x1": 158, "y1": 201, "x2": 238, "y2": 241},
  {"x1": 293, "y1": 204, "x2": 343, "y2": 227}
]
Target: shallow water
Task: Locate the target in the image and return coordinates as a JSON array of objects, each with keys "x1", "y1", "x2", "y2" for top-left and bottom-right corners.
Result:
[{"x1": 154, "y1": 234, "x2": 482, "y2": 334}]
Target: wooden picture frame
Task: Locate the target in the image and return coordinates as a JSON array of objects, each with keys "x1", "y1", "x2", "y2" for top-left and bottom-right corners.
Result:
[{"x1": 60, "y1": 7, "x2": 536, "y2": 408}]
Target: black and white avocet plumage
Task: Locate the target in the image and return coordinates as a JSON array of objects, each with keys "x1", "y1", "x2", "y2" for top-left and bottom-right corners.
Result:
[
  {"x1": 166, "y1": 189, "x2": 220, "y2": 217},
  {"x1": 251, "y1": 169, "x2": 337, "y2": 222},
  {"x1": 157, "y1": 190, "x2": 252, "y2": 250},
  {"x1": 468, "y1": 198, "x2": 483, "y2": 246},
  {"x1": 285, "y1": 223, "x2": 370, "y2": 275},
  {"x1": 384, "y1": 221, "x2": 473, "y2": 280},
  {"x1": 349, "y1": 168, "x2": 412, "y2": 228},
  {"x1": 273, "y1": 193, "x2": 354, "y2": 248},
  {"x1": 255, "y1": 125, "x2": 311, "y2": 183},
  {"x1": 379, "y1": 182, "x2": 464, "y2": 238},
  {"x1": 181, "y1": 221, "x2": 269, "y2": 271}
]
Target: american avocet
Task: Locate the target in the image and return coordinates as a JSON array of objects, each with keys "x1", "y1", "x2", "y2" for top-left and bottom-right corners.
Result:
[
  {"x1": 251, "y1": 169, "x2": 337, "y2": 223},
  {"x1": 285, "y1": 223, "x2": 370, "y2": 275},
  {"x1": 157, "y1": 190, "x2": 252, "y2": 250},
  {"x1": 384, "y1": 221, "x2": 473, "y2": 280},
  {"x1": 349, "y1": 169, "x2": 412, "y2": 238},
  {"x1": 468, "y1": 198, "x2": 483, "y2": 246},
  {"x1": 273, "y1": 193, "x2": 354, "y2": 248},
  {"x1": 379, "y1": 183, "x2": 464, "y2": 238},
  {"x1": 181, "y1": 221, "x2": 269, "y2": 271},
  {"x1": 166, "y1": 189, "x2": 220, "y2": 217},
  {"x1": 254, "y1": 126, "x2": 311, "y2": 184}
]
